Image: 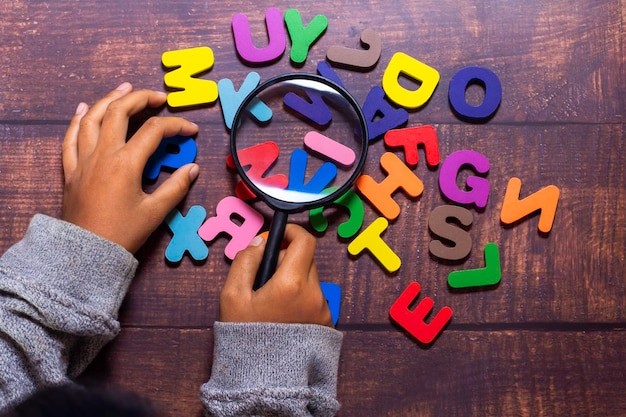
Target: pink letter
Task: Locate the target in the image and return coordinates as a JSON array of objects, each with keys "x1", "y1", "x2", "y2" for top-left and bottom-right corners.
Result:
[{"x1": 198, "y1": 196, "x2": 264, "y2": 260}]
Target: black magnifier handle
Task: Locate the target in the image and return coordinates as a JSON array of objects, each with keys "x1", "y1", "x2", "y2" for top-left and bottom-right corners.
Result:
[{"x1": 253, "y1": 210, "x2": 289, "y2": 290}]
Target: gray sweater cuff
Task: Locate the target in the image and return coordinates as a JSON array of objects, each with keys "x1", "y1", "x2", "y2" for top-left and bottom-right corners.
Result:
[
  {"x1": 201, "y1": 322, "x2": 343, "y2": 416},
  {"x1": 0, "y1": 214, "x2": 137, "y2": 324}
]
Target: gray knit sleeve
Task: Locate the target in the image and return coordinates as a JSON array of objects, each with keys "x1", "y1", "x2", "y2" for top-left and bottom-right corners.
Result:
[
  {"x1": 201, "y1": 321, "x2": 343, "y2": 417},
  {"x1": 0, "y1": 214, "x2": 137, "y2": 409}
]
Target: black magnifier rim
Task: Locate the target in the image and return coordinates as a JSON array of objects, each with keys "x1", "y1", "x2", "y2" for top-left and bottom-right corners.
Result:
[{"x1": 229, "y1": 73, "x2": 369, "y2": 213}]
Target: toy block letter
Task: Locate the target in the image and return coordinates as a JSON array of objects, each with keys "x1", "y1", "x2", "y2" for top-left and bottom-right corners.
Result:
[
  {"x1": 448, "y1": 243, "x2": 501, "y2": 288},
  {"x1": 309, "y1": 187, "x2": 365, "y2": 239},
  {"x1": 226, "y1": 141, "x2": 289, "y2": 200},
  {"x1": 382, "y1": 52, "x2": 440, "y2": 109},
  {"x1": 428, "y1": 205, "x2": 473, "y2": 261},
  {"x1": 348, "y1": 217, "x2": 401, "y2": 273},
  {"x1": 384, "y1": 125, "x2": 440, "y2": 168},
  {"x1": 357, "y1": 152, "x2": 424, "y2": 220},
  {"x1": 449, "y1": 66, "x2": 502, "y2": 121},
  {"x1": 284, "y1": 89, "x2": 333, "y2": 126},
  {"x1": 162, "y1": 47, "x2": 218, "y2": 108},
  {"x1": 284, "y1": 9, "x2": 328, "y2": 64},
  {"x1": 218, "y1": 72, "x2": 272, "y2": 130},
  {"x1": 438, "y1": 150, "x2": 490, "y2": 209},
  {"x1": 164, "y1": 206, "x2": 208, "y2": 262},
  {"x1": 389, "y1": 282, "x2": 453, "y2": 344},
  {"x1": 198, "y1": 196, "x2": 264, "y2": 260},
  {"x1": 362, "y1": 86, "x2": 408, "y2": 141},
  {"x1": 287, "y1": 149, "x2": 337, "y2": 195},
  {"x1": 500, "y1": 177, "x2": 560, "y2": 233},
  {"x1": 144, "y1": 136, "x2": 197, "y2": 181},
  {"x1": 317, "y1": 61, "x2": 345, "y2": 88},
  {"x1": 232, "y1": 7, "x2": 286, "y2": 64},
  {"x1": 304, "y1": 132, "x2": 356, "y2": 167},
  {"x1": 326, "y1": 29, "x2": 382, "y2": 70},
  {"x1": 320, "y1": 282, "x2": 341, "y2": 325}
]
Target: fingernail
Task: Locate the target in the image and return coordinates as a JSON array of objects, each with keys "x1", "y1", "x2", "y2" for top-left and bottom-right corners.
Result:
[
  {"x1": 115, "y1": 82, "x2": 131, "y2": 91},
  {"x1": 189, "y1": 164, "x2": 200, "y2": 181},
  {"x1": 248, "y1": 235, "x2": 265, "y2": 247},
  {"x1": 75, "y1": 102, "x2": 88, "y2": 115}
]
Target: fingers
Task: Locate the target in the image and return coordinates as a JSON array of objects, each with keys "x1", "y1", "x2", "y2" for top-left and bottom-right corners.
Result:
[
  {"x1": 275, "y1": 224, "x2": 317, "y2": 281},
  {"x1": 97, "y1": 88, "x2": 170, "y2": 150},
  {"x1": 125, "y1": 115, "x2": 199, "y2": 163},
  {"x1": 62, "y1": 102, "x2": 88, "y2": 179},
  {"x1": 223, "y1": 236, "x2": 266, "y2": 293},
  {"x1": 77, "y1": 82, "x2": 133, "y2": 160},
  {"x1": 147, "y1": 163, "x2": 200, "y2": 220}
]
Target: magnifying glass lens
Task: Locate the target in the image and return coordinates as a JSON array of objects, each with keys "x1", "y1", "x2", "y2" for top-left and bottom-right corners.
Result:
[{"x1": 231, "y1": 75, "x2": 367, "y2": 209}]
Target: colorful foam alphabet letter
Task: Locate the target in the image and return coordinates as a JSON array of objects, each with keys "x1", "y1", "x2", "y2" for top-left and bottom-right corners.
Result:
[
  {"x1": 198, "y1": 196, "x2": 264, "y2": 260},
  {"x1": 218, "y1": 72, "x2": 272, "y2": 130},
  {"x1": 309, "y1": 187, "x2": 364, "y2": 239},
  {"x1": 448, "y1": 66, "x2": 502, "y2": 120},
  {"x1": 304, "y1": 132, "x2": 356, "y2": 167},
  {"x1": 143, "y1": 136, "x2": 197, "y2": 181},
  {"x1": 389, "y1": 281, "x2": 453, "y2": 344},
  {"x1": 326, "y1": 29, "x2": 382, "y2": 70},
  {"x1": 357, "y1": 152, "x2": 424, "y2": 220},
  {"x1": 348, "y1": 217, "x2": 401, "y2": 273},
  {"x1": 226, "y1": 141, "x2": 289, "y2": 200},
  {"x1": 162, "y1": 47, "x2": 218, "y2": 108},
  {"x1": 382, "y1": 52, "x2": 440, "y2": 109},
  {"x1": 317, "y1": 61, "x2": 346, "y2": 88},
  {"x1": 164, "y1": 206, "x2": 208, "y2": 263},
  {"x1": 428, "y1": 205, "x2": 474, "y2": 261},
  {"x1": 232, "y1": 8, "x2": 286, "y2": 64},
  {"x1": 500, "y1": 177, "x2": 560, "y2": 233},
  {"x1": 284, "y1": 9, "x2": 328, "y2": 64},
  {"x1": 384, "y1": 125, "x2": 440, "y2": 168},
  {"x1": 361, "y1": 86, "x2": 409, "y2": 141},
  {"x1": 287, "y1": 149, "x2": 337, "y2": 195},
  {"x1": 447, "y1": 243, "x2": 501, "y2": 288},
  {"x1": 438, "y1": 150, "x2": 490, "y2": 209},
  {"x1": 320, "y1": 282, "x2": 341, "y2": 325},
  {"x1": 283, "y1": 89, "x2": 333, "y2": 126}
]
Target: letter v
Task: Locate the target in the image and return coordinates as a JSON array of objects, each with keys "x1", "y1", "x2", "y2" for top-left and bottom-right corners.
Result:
[{"x1": 287, "y1": 149, "x2": 337, "y2": 194}]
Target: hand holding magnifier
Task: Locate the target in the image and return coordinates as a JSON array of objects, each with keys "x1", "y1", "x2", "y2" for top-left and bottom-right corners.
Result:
[{"x1": 229, "y1": 73, "x2": 368, "y2": 290}]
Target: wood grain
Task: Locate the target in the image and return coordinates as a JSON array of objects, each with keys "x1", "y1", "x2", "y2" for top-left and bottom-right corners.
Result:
[
  {"x1": 0, "y1": 1, "x2": 623, "y2": 123},
  {"x1": 80, "y1": 328, "x2": 626, "y2": 417},
  {"x1": 1, "y1": 0, "x2": 625, "y2": 416}
]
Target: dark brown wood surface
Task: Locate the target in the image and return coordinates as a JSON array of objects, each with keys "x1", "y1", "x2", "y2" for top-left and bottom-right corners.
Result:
[{"x1": 1, "y1": 1, "x2": 624, "y2": 416}]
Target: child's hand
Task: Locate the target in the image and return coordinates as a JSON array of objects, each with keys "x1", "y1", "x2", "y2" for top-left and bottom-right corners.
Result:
[
  {"x1": 61, "y1": 83, "x2": 200, "y2": 253},
  {"x1": 220, "y1": 224, "x2": 334, "y2": 327}
]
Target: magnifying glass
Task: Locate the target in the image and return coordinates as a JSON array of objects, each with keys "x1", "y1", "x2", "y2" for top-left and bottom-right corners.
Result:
[{"x1": 230, "y1": 73, "x2": 368, "y2": 290}]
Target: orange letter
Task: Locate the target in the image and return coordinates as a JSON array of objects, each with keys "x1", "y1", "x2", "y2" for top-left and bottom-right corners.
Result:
[{"x1": 500, "y1": 177, "x2": 560, "y2": 233}]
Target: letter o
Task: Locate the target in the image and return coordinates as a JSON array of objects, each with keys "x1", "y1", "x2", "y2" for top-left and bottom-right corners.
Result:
[{"x1": 448, "y1": 66, "x2": 502, "y2": 120}]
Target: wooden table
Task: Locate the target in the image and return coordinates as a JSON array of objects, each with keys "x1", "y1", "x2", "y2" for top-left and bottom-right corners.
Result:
[{"x1": 1, "y1": 1, "x2": 624, "y2": 415}]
